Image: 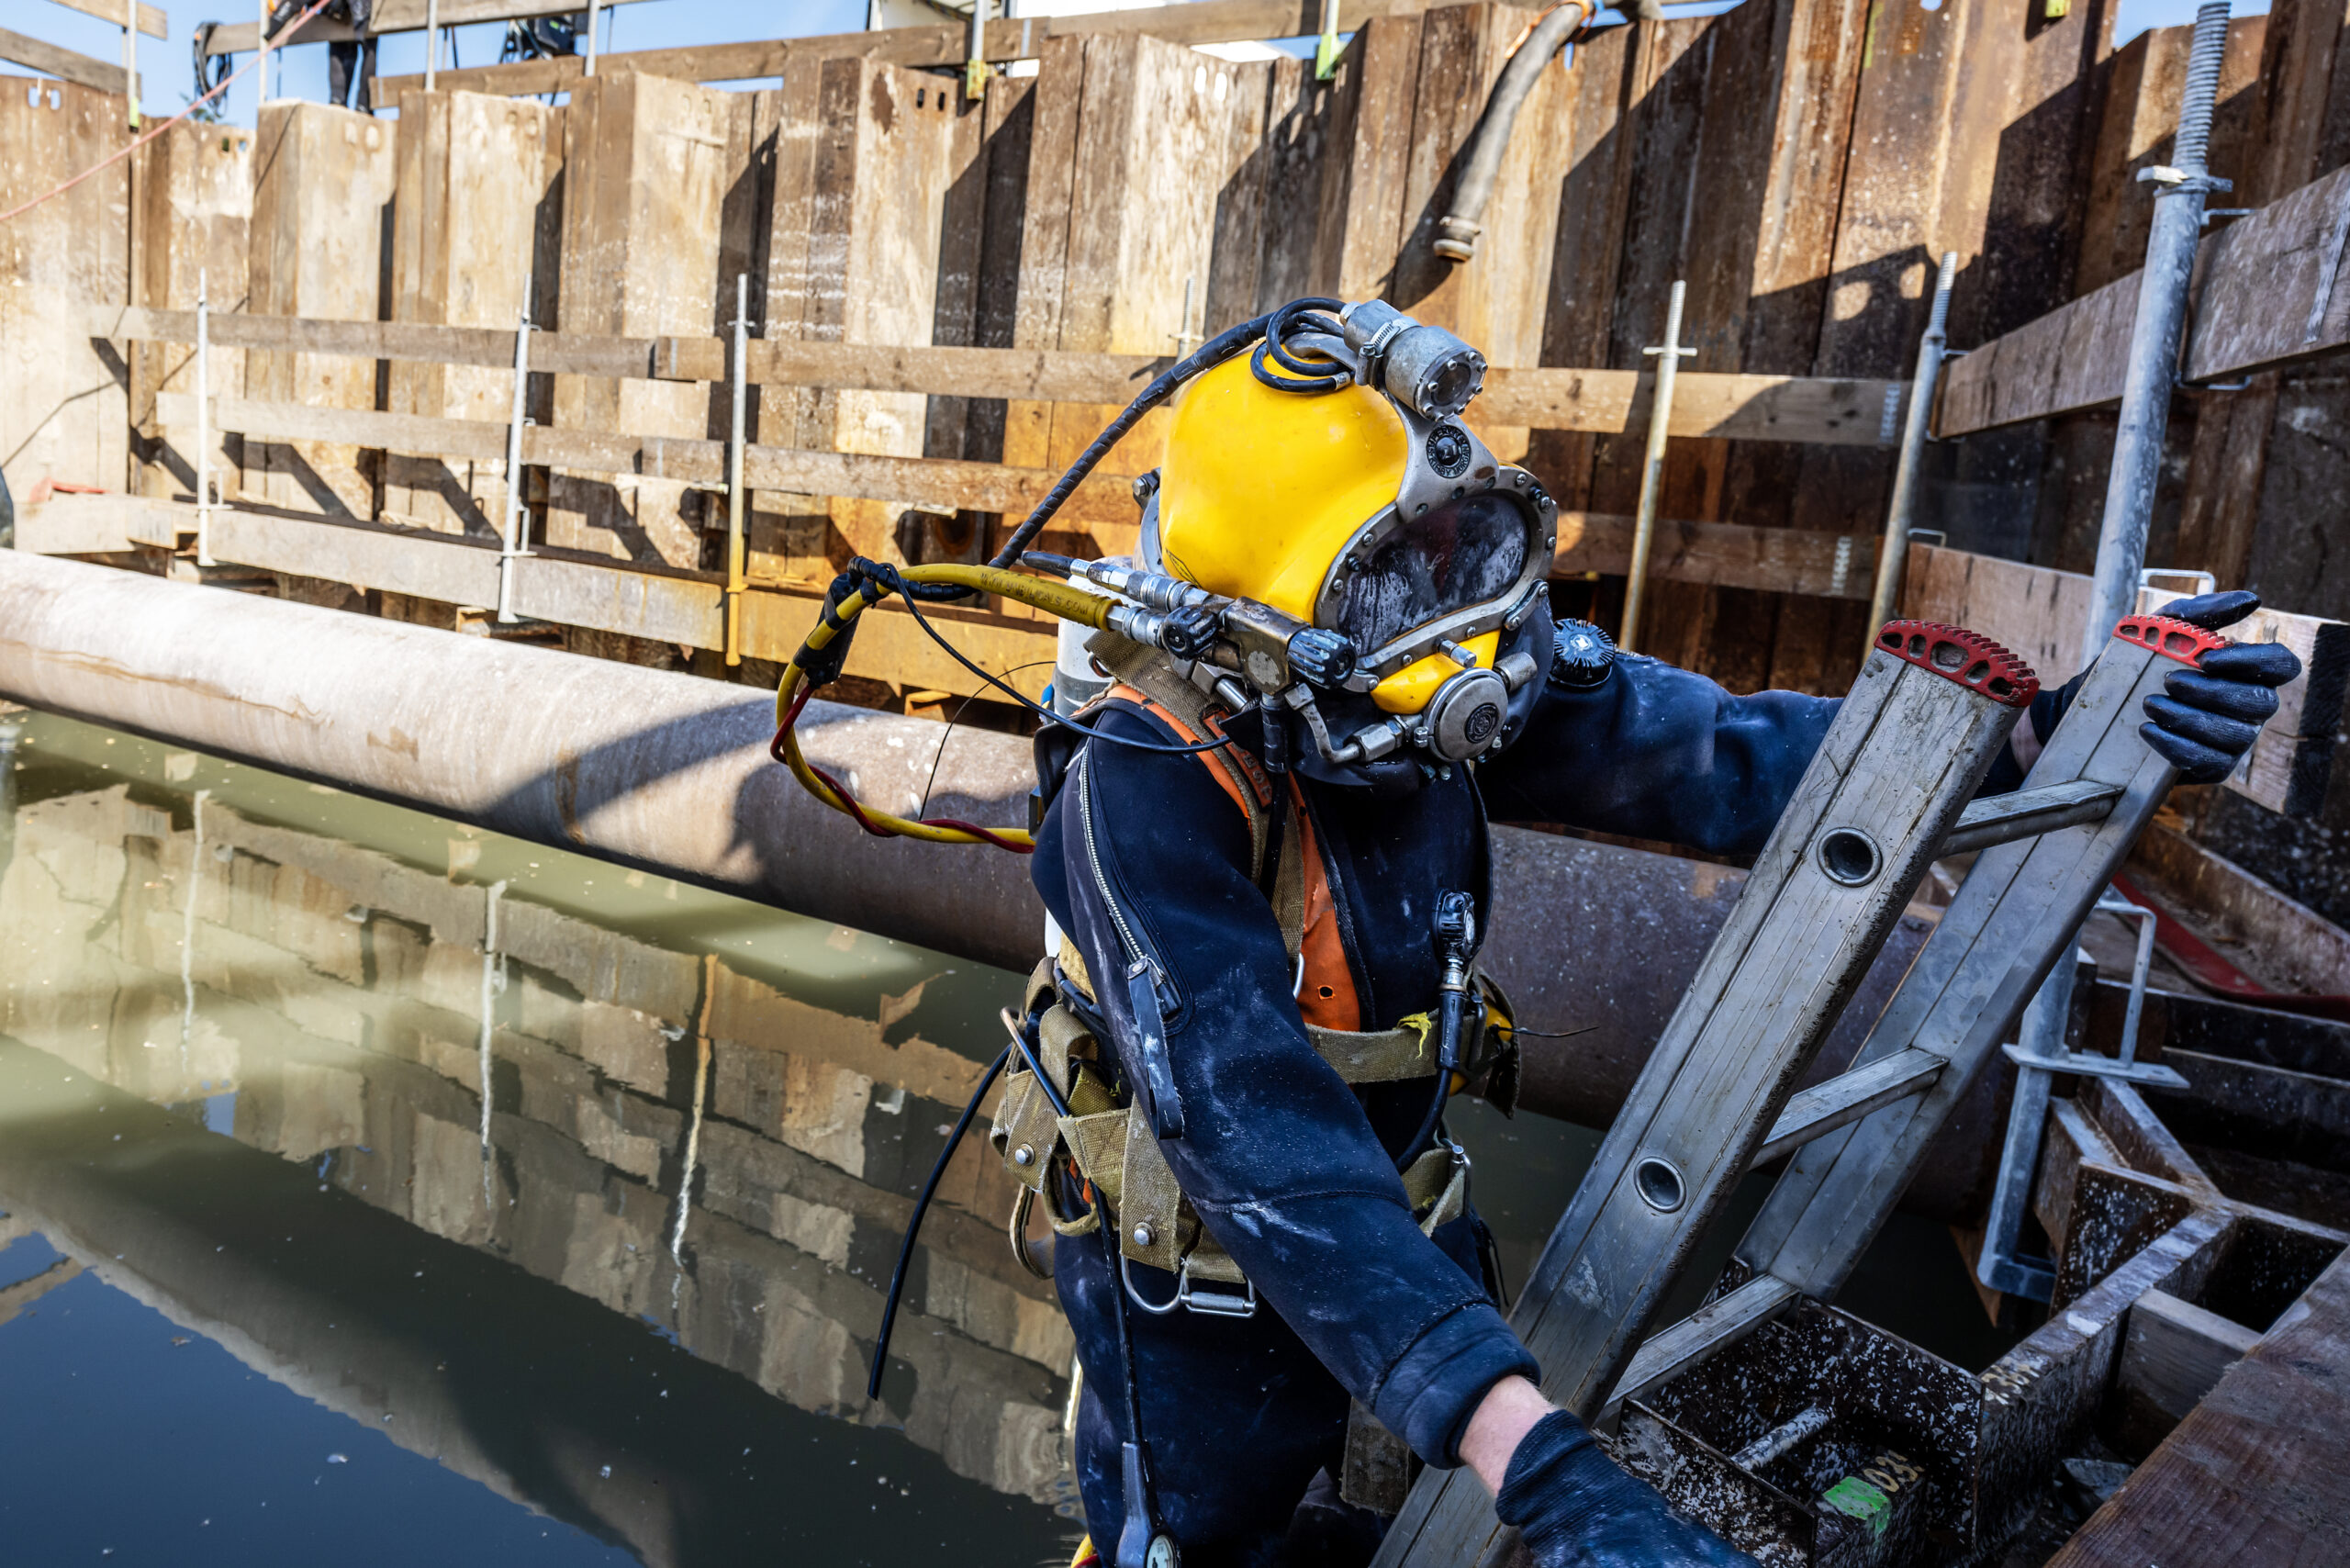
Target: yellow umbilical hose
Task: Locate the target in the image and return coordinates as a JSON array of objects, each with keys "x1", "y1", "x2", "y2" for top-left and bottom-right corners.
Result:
[{"x1": 772, "y1": 563, "x2": 1113, "y2": 849}]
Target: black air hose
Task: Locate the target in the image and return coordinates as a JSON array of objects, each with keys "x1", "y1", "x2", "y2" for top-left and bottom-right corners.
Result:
[{"x1": 1432, "y1": 2, "x2": 1589, "y2": 264}]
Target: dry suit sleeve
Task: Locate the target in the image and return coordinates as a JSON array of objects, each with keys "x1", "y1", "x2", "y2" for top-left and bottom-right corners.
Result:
[
  {"x1": 1478, "y1": 653, "x2": 1840, "y2": 857},
  {"x1": 1032, "y1": 710, "x2": 1537, "y2": 1467}
]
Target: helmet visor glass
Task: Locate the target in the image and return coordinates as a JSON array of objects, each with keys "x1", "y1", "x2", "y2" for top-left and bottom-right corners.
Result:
[{"x1": 1331, "y1": 492, "x2": 1532, "y2": 654}]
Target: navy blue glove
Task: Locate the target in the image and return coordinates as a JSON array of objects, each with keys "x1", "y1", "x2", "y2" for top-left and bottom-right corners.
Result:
[
  {"x1": 2137, "y1": 590, "x2": 2301, "y2": 783},
  {"x1": 1495, "y1": 1411, "x2": 1759, "y2": 1568}
]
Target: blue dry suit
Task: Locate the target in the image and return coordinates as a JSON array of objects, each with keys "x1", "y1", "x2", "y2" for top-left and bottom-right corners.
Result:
[{"x1": 1030, "y1": 636, "x2": 2046, "y2": 1565}]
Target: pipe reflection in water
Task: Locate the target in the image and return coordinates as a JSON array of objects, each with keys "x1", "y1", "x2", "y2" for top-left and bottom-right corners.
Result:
[{"x1": 0, "y1": 709, "x2": 1081, "y2": 1563}]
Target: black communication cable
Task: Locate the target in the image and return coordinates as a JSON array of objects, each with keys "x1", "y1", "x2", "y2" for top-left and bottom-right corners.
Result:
[
  {"x1": 883, "y1": 574, "x2": 1251, "y2": 757},
  {"x1": 984, "y1": 311, "x2": 1277, "y2": 574},
  {"x1": 866, "y1": 1043, "x2": 1011, "y2": 1401},
  {"x1": 913, "y1": 658, "x2": 1055, "y2": 823}
]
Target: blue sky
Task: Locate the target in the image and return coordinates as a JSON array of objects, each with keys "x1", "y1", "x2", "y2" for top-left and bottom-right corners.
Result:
[{"x1": 0, "y1": 0, "x2": 2273, "y2": 131}]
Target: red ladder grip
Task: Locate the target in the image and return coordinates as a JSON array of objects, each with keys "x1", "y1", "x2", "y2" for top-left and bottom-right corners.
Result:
[
  {"x1": 1874, "y1": 621, "x2": 2040, "y2": 708},
  {"x1": 2114, "y1": 613, "x2": 2229, "y2": 667}
]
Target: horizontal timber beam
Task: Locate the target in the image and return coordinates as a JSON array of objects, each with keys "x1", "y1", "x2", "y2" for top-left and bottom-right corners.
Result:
[
  {"x1": 47, "y1": 0, "x2": 166, "y2": 41},
  {"x1": 1939, "y1": 163, "x2": 2350, "y2": 436},
  {"x1": 368, "y1": 0, "x2": 1482, "y2": 95},
  {"x1": 97, "y1": 308, "x2": 1905, "y2": 447},
  {"x1": 0, "y1": 27, "x2": 129, "y2": 94},
  {"x1": 151, "y1": 391, "x2": 1143, "y2": 524}
]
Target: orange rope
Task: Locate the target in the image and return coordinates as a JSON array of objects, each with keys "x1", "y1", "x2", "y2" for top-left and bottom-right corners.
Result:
[{"x1": 0, "y1": 0, "x2": 335, "y2": 228}]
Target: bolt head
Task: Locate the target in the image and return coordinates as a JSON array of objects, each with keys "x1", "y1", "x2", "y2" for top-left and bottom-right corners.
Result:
[
  {"x1": 1012, "y1": 1144, "x2": 1035, "y2": 1168},
  {"x1": 1131, "y1": 1223, "x2": 1155, "y2": 1249}
]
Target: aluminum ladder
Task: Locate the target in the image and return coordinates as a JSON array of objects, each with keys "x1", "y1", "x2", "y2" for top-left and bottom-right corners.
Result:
[{"x1": 1375, "y1": 612, "x2": 2216, "y2": 1568}]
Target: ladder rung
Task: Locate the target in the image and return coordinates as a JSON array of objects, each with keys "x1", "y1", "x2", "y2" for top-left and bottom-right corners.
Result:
[
  {"x1": 1753, "y1": 1048, "x2": 1946, "y2": 1165},
  {"x1": 1938, "y1": 779, "x2": 2124, "y2": 857},
  {"x1": 1602, "y1": 1274, "x2": 1801, "y2": 1425}
]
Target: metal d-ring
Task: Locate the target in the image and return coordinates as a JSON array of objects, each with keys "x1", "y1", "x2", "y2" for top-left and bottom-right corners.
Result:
[
  {"x1": 1009, "y1": 1185, "x2": 1054, "y2": 1280},
  {"x1": 1120, "y1": 1249, "x2": 1184, "y2": 1316}
]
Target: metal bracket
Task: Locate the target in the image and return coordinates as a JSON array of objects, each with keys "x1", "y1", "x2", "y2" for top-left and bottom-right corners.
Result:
[
  {"x1": 2136, "y1": 165, "x2": 2232, "y2": 196},
  {"x1": 2000, "y1": 1044, "x2": 2188, "y2": 1089}
]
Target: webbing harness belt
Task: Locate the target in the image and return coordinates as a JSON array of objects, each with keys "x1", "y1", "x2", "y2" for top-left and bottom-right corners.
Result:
[{"x1": 989, "y1": 635, "x2": 1519, "y2": 1307}]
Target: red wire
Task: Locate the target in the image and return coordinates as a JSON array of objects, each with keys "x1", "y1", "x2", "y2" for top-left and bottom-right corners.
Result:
[{"x1": 0, "y1": 0, "x2": 336, "y2": 228}]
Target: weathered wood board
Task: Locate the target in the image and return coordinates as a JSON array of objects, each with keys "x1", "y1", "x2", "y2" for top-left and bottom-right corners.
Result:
[
  {"x1": 129, "y1": 120, "x2": 252, "y2": 505},
  {"x1": 2046, "y1": 1248, "x2": 2350, "y2": 1568},
  {"x1": 385, "y1": 89, "x2": 563, "y2": 536},
  {"x1": 0, "y1": 78, "x2": 130, "y2": 504},
  {"x1": 244, "y1": 102, "x2": 398, "y2": 519},
  {"x1": 549, "y1": 71, "x2": 738, "y2": 566}
]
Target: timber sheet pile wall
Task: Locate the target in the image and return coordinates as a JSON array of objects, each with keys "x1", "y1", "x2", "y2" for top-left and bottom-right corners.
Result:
[{"x1": 6, "y1": 0, "x2": 2347, "y2": 699}]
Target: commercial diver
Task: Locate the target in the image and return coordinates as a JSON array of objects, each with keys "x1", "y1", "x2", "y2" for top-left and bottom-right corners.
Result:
[{"x1": 768, "y1": 298, "x2": 2300, "y2": 1568}]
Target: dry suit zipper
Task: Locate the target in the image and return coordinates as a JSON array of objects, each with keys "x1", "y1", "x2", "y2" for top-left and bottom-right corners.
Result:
[{"x1": 1075, "y1": 745, "x2": 1186, "y2": 1139}]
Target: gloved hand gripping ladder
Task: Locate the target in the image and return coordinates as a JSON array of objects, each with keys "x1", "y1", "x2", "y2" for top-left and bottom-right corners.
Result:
[{"x1": 1375, "y1": 613, "x2": 2221, "y2": 1568}]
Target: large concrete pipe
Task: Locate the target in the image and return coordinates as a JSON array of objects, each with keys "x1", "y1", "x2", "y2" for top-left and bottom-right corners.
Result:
[{"x1": 0, "y1": 552, "x2": 2000, "y2": 1216}]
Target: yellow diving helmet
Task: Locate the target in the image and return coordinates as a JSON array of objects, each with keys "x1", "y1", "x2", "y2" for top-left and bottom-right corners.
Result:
[{"x1": 1137, "y1": 298, "x2": 1559, "y2": 766}]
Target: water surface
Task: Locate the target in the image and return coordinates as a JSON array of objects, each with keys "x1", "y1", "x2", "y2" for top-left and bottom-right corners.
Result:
[{"x1": 0, "y1": 707, "x2": 2011, "y2": 1564}]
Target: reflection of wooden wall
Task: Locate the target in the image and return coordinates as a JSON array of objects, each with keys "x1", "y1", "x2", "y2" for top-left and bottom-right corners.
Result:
[{"x1": 0, "y1": 778, "x2": 1074, "y2": 1505}]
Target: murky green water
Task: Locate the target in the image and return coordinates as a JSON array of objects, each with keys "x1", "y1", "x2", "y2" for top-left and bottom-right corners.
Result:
[{"x1": 0, "y1": 706, "x2": 2010, "y2": 1565}]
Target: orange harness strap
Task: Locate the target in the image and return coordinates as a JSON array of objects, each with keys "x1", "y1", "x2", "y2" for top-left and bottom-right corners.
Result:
[{"x1": 1102, "y1": 683, "x2": 1361, "y2": 1031}]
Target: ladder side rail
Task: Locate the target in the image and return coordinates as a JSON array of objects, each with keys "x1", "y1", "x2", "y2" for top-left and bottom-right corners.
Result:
[
  {"x1": 1520, "y1": 662, "x2": 2021, "y2": 1417},
  {"x1": 1496, "y1": 649, "x2": 1910, "y2": 1324},
  {"x1": 1736, "y1": 630, "x2": 2180, "y2": 1299},
  {"x1": 1372, "y1": 629, "x2": 2032, "y2": 1568}
]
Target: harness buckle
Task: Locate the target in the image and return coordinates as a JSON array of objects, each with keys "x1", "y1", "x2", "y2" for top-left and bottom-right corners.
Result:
[{"x1": 1119, "y1": 1249, "x2": 1260, "y2": 1319}]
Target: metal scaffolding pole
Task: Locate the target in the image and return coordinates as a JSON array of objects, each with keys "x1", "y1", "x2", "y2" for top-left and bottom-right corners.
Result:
[
  {"x1": 725, "y1": 272, "x2": 748, "y2": 667},
  {"x1": 1621, "y1": 279, "x2": 1693, "y2": 655},
  {"x1": 496, "y1": 301, "x2": 532, "y2": 624},
  {"x1": 1866, "y1": 250, "x2": 1958, "y2": 644},
  {"x1": 195, "y1": 273, "x2": 215, "y2": 567},
  {"x1": 1976, "y1": 0, "x2": 2234, "y2": 1304}
]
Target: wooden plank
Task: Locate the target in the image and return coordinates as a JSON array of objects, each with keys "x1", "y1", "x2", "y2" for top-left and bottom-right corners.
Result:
[
  {"x1": 0, "y1": 27, "x2": 127, "y2": 95},
  {"x1": 154, "y1": 391, "x2": 1145, "y2": 523},
  {"x1": 1555, "y1": 510, "x2": 1874, "y2": 599},
  {"x1": 383, "y1": 89, "x2": 562, "y2": 535},
  {"x1": 84, "y1": 306, "x2": 659, "y2": 378},
  {"x1": 128, "y1": 120, "x2": 252, "y2": 504},
  {"x1": 2119, "y1": 1288, "x2": 2261, "y2": 1430},
  {"x1": 154, "y1": 389, "x2": 1912, "y2": 603},
  {"x1": 242, "y1": 103, "x2": 397, "y2": 520},
  {"x1": 1939, "y1": 163, "x2": 2350, "y2": 436},
  {"x1": 547, "y1": 71, "x2": 737, "y2": 567},
  {"x1": 0, "y1": 80, "x2": 131, "y2": 502},
  {"x1": 2046, "y1": 1249, "x2": 2350, "y2": 1567},
  {"x1": 27, "y1": 491, "x2": 1057, "y2": 698},
  {"x1": 2128, "y1": 820, "x2": 2350, "y2": 999},
  {"x1": 90, "y1": 308, "x2": 1910, "y2": 447},
  {"x1": 2076, "y1": 28, "x2": 2193, "y2": 298},
  {"x1": 208, "y1": 506, "x2": 503, "y2": 607},
  {"x1": 371, "y1": 1, "x2": 1482, "y2": 98},
  {"x1": 44, "y1": 0, "x2": 167, "y2": 41},
  {"x1": 820, "y1": 60, "x2": 988, "y2": 570}
]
